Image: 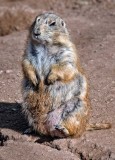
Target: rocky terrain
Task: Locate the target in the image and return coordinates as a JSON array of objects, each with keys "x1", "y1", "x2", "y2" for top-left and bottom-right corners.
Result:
[{"x1": 0, "y1": 0, "x2": 115, "y2": 159}]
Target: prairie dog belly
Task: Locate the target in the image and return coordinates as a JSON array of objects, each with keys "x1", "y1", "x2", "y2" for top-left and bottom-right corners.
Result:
[
  {"x1": 27, "y1": 44, "x2": 82, "y2": 107},
  {"x1": 29, "y1": 44, "x2": 55, "y2": 81}
]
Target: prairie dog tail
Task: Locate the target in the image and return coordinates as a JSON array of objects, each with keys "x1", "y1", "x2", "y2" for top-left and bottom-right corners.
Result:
[{"x1": 86, "y1": 123, "x2": 111, "y2": 131}]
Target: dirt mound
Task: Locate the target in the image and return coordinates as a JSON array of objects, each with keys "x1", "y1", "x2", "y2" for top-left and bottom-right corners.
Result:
[
  {"x1": 0, "y1": 6, "x2": 37, "y2": 36},
  {"x1": 42, "y1": 139, "x2": 112, "y2": 159},
  {"x1": 0, "y1": 140, "x2": 79, "y2": 160},
  {"x1": 0, "y1": 0, "x2": 114, "y2": 36}
]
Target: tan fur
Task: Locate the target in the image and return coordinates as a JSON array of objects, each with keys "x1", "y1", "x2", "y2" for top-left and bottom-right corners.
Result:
[
  {"x1": 24, "y1": 83, "x2": 52, "y2": 135},
  {"x1": 86, "y1": 123, "x2": 111, "y2": 131},
  {"x1": 48, "y1": 63, "x2": 77, "y2": 84},
  {"x1": 22, "y1": 59, "x2": 38, "y2": 86},
  {"x1": 22, "y1": 13, "x2": 111, "y2": 138}
]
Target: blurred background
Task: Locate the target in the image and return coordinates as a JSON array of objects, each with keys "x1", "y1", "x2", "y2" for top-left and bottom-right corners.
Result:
[{"x1": 0, "y1": 0, "x2": 115, "y2": 36}]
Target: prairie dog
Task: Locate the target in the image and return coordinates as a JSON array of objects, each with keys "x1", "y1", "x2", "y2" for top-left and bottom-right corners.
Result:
[{"x1": 22, "y1": 13, "x2": 111, "y2": 138}]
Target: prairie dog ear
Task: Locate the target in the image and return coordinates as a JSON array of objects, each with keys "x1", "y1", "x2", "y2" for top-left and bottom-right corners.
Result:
[
  {"x1": 60, "y1": 20, "x2": 66, "y2": 28},
  {"x1": 36, "y1": 17, "x2": 41, "y2": 22}
]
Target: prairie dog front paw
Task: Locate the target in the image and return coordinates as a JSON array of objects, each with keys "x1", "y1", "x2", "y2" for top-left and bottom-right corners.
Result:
[
  {"x1": 29, "y1": 72, "x2": 38, "y2": 86},
  {"x1": 22, "y1": 59, "x2": 38, "y2": 86},
  {"x1": 47, "y1": 73, "x2": 58, "y2": 84}
]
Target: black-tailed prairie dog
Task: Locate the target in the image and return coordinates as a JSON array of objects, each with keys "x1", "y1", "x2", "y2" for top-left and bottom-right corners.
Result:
[{"x1": 22, "y1": 13, "x2": 111, "y2": 138}]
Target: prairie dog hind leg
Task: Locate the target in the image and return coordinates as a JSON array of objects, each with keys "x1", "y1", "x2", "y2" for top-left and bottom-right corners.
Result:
[{"x1": 46, "y1": 97, "x2": 89, "y2": 138}]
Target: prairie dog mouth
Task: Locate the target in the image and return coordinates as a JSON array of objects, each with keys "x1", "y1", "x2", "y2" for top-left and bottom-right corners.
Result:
[{"x1": 32, "y1": 31, "x2": 41, "y2": 42}]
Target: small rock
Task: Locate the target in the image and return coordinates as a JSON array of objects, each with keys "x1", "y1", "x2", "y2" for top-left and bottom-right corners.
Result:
[
  {"x1": 5, "y1": 70, "x2": 13, "y2": 74},
  {"x1": 0, "y1": 70, "x2": 3, "y2": 74}
]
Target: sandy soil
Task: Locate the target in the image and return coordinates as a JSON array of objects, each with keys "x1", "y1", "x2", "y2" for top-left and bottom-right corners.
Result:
[{"x1": 0, "y1": 0, "x2": 115, "y2": 159}]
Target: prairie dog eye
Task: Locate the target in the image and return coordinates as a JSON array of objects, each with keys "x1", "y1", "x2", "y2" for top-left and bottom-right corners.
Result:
[{"x1": 49, "y1": 21, "x2": 56, "y2": 26}]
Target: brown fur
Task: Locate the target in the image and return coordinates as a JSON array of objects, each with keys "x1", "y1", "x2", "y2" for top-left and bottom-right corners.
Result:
[
  {"x1": 24, "y1": 82, "x2": 52, "y2": 135},
  {"x1": 86, "y1": 123, "x2": 111, "y2": 131},
  {"x1": 48, "y1": 63, "x2": 77, "y2": 84},
  {"x1": 22, "y1": 59, "x2": 38, "y2": 86}
]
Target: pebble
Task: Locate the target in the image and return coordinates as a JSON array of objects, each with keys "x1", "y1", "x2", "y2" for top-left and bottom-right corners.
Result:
[
  {"x1": 0, "y1": 70, "x2": 3, "y2": 74},
  {"x1": 5, "y1": 70, "x2": 13, "y2": 74}
]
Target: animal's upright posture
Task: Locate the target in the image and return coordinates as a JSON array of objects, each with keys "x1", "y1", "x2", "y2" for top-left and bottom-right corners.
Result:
[{"x1": 22, "y1": 13, "x2": 110, "y2": 138}]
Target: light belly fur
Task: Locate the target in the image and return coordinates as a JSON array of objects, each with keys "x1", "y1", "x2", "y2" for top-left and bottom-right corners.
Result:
[{"x1": 27, "y1": 45, "x2": 85, "y2": 107}]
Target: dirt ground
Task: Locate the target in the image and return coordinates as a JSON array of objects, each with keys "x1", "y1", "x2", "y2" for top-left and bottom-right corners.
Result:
[{"x1": 0, "y1": 0, "x2": 115, "y2": 160}]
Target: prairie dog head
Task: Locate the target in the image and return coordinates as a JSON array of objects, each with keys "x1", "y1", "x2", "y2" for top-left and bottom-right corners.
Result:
[{"x1": 30, "y1": 13, "x2": 69, "y2": 45}]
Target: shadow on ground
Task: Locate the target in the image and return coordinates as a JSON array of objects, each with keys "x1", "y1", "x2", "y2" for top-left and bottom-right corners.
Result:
[
  {"x1": 0, "y1": 102, "x2": 28, "y2": 132},
  {"x1": 0, "y1": 102, "x2": 56, "y2": 145}
]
